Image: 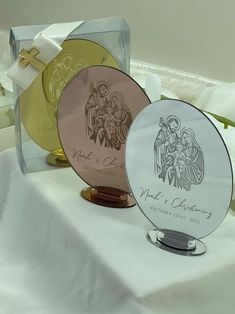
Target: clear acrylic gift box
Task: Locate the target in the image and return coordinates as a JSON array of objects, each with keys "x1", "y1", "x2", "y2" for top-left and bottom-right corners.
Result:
[{"x1": 9, "y1": 16, "x2": 130, "y2": 173}]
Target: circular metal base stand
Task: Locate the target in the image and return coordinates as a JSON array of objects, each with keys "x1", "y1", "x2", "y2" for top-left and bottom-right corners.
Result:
[
  {"x1": 46, "y1": 148, "x2": 70, "y2": 167},
  {"x1": 81, "y1": 186, "x2": 136, "y2": 208},
  {"x1": 147, "y1": 229, "x2": 206, "y2": 256}
]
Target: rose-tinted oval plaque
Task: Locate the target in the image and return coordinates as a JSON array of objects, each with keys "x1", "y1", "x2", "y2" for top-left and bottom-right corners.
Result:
[{"x1": 58, "y1": 65, "x2": 151, "y2": 207}]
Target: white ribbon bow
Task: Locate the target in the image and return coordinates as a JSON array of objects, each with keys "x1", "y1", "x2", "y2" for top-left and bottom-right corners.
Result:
[{"x1": 7, "y1": 21, "x2": 84, "y2": 91}]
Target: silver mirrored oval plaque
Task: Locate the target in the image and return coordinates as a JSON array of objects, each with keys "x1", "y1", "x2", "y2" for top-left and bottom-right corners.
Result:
[{"x1": 126, "y1": 99, "x2": 233, "y2": 240}]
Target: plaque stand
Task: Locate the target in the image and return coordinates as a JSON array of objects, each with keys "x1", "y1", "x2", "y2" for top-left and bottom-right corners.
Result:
[
  {"x1": 81, "y1": 186, "x2": 136, "y2": 208},
  {"x1": 46, "y1": 148, "x2": 70, "y2": 167},
  {"x1": 147, "y1": 229, "x2": 206, "y2": 256}
]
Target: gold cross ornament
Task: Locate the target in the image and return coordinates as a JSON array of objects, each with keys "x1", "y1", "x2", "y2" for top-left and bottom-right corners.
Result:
[{"x1": 19, "y1": 48, "x2": 46, "y2": 72}]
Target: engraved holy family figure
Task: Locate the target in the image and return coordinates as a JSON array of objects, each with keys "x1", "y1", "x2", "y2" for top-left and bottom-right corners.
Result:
[
  {"x1": 154, "y1": 115, "x2": 204, "y2": 191},
  {"x1": 85, "y1": 81, "x2": 132, "y2": 150}
]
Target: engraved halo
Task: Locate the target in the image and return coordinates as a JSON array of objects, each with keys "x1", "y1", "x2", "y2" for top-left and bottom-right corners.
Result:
[
  {"x1": 96, "y1": 81, "x2": 110, "y2": 95},
  {"x1": 166, "y1": 115, "x2": 181, "y2": 131}
]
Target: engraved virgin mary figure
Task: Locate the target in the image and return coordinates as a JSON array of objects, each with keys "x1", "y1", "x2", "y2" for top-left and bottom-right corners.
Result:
[
  {"x1": 85, "y1": 81, "x2": 132, "y2": 150},
  {"x1": 154, "y1": 116, "x2": 204, "y2": 191}
]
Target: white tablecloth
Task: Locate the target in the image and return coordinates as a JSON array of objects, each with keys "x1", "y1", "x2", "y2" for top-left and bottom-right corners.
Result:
[{"x1": 1, "y1": 148, "x2": 235, "y2": 314}]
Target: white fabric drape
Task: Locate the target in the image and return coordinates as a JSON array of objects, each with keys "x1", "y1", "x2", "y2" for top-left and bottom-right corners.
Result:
[{"x1": 0, "y1": 148, "x2": 235, "y2": 314}]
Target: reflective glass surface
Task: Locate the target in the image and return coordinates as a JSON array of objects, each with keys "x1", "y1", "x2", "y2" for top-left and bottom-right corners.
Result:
[
  {"x1": 58, "y1": 65, "x2": 150, "y2": 192},
  {"x1": 126, "y1": 100, "x2": 233, "y2": 239}
]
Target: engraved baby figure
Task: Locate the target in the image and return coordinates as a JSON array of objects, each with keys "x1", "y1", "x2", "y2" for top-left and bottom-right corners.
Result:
[
  {"x1": 98, "y1": 106, "x2": 119, "y2": 141},
  {"x1": 169, "y1": 140, "x2": 186, "y2": 180}
]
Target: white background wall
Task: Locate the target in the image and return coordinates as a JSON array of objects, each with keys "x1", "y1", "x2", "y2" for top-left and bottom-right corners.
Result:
[{"x1": 1, "y1": 0, "x2": 235, "y2": 81}]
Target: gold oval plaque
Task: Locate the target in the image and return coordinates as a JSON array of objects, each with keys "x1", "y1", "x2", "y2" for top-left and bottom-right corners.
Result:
[{"x1": 20, "y1": 39, "x2": 119, "y2": 152}]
